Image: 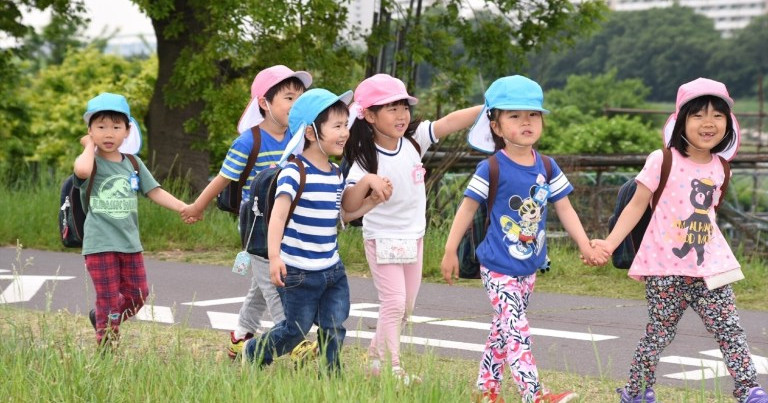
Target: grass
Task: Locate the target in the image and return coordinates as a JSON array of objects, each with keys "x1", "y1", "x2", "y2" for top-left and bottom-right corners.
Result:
[
  {"x1": 0, "y1": 306, "x2": 726, "y2": 402},
  {"x1": 2, "y1": 174, "x2": 767, "y2": 311}
]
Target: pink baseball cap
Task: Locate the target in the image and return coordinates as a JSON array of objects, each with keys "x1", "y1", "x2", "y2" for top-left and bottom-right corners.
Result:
[
  {"x1": 348, "y1": 74, "x2": 418, "y2": 128},
  {"x1": 662, "y1": 77, "x2": 740, "y2": 160},
  {"x1": 237, "y1": 65, "x2": 312, "y2": 133}
]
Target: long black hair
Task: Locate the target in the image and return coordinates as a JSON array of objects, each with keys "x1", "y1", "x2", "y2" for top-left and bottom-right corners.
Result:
[
  {"x1": 343, "y1": 99, "x2": 421, "y2": 173},
  {"x1": 667, "y1": 95, "x2": 736, "y2": 157}
]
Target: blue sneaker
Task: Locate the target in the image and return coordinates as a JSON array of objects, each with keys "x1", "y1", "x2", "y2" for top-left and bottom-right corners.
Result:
[
  {"x1": 745, "y1": 387, "x2": 768, "y2": 403},
  {"x1": 617, "y1": 387, "x2": 656, "y2": 403}
]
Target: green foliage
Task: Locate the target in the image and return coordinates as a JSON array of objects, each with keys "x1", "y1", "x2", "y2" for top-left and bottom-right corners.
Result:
[
  {"x1": 528, "y1": 6, "x2": 728, "y2": 100},
  {"x1": 538, "y1": 71, "x2": 659, "y2": 154},
  {"x1": 11, "y1": 47, "x2": 156, "y2": 175}
]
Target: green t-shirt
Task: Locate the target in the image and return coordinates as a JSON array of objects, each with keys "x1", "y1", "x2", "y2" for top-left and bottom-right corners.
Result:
[{"x1": 75, "y1": 154, "x2": 160, "y2": 255}]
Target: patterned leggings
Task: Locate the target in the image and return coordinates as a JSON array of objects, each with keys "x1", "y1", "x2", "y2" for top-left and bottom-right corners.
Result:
[
  {"x1": 625, "y1": 276, "x2": 759, "y2": 401},
  {"x1": 478, "y1": 267, "x2": 541, "y2": 403}
]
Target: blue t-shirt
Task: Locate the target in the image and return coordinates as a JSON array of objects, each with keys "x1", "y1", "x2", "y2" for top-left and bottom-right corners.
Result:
[
  {"x1": 219, "y1": 127, "x2": 291, "y2": 202},
  {"x1": 465, "y1": 151, "x2": 573, "y2": 276},
  {"x1": 275, "y1": 155, "x2": 343, "y2": 271}
]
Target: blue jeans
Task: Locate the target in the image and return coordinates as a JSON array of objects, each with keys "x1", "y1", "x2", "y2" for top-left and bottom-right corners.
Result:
[{"x1": 244, "y1": 261, "x2": 350, "y2": 372}]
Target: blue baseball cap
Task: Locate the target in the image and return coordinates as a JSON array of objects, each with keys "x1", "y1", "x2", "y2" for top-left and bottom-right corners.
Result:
[
  {"x1": 278, "y1": 88, "x2": 352, "y2": 166},
  {"x1": 83, "y1": 92, "x2": 142, "y2": 155},
  {"x1": 468, "y1": 75, "x2": 549, "y2": 153}
]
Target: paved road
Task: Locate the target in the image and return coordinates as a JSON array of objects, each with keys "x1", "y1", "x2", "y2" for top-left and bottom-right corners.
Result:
[{"x1": 1, "y1": 246, "x2": 766, "y2": 393}]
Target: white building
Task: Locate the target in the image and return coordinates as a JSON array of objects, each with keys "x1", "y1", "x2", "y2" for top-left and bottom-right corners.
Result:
[{"x1": 606, "y1": 0, "x2": 768, "y2": 37}]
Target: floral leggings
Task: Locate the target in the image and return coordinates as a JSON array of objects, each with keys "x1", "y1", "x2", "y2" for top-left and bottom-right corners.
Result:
[
  {"x1": 625, "y1": 276, "x2": 759, "y2": 401},
  {"x1": 478, "y1": 267, "x2": 541, "y2": 403}
]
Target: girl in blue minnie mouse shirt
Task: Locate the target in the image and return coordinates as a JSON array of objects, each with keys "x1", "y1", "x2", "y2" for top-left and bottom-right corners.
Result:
[{"x1": 441, "y1": 76, "x2": 606, "y2": 403}]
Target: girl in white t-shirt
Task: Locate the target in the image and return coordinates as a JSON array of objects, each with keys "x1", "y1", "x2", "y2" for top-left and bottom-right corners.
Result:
[
  {"x1": 342, "y1": 74, "x2": 481, "y2": 381},
  {"x1": 593, "y1": 78, "x2": 766, "y2": 403}
]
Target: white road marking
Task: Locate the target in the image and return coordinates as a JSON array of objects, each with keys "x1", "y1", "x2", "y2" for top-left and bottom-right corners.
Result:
[
  {"x1": 0, "y1": 274, "x2": 75, "y2": 303},
  {"x1": 135, "y1": 305, "x2": 175, "y2": 324},
  {"x1": 661, "y1": 350, "x2": 768, "y2": 380},
  {"x1": 182, "y1": 297, "x2": 245, "y2": 306}
]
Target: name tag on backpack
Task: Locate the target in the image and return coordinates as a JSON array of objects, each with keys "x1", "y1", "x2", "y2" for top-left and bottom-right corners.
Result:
[{"x1": 375, "y1": 238, "x2": 418, "y2": 264}]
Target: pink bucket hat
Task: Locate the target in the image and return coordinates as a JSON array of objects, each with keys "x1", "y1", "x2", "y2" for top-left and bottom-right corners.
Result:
[
  {"x1": 237, "y1": 65, "x2": 312, "y2": 133},
  {"x1": 348, "y1": 74, "x2": 418, "y2": 127},
  {"x1": 662, "y1": 77, "x2": 740, "y2": 160}
]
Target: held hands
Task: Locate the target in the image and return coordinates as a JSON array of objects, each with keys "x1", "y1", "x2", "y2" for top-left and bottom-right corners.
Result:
[
  {"x1": 368, "y1": 175, "x2": 393, "y2": 203},
  {"x1": 180, "y1": 202, "x2": 203, "y2": 224},
  {"x1": 579, "y1": 240, "x2": 611, "y2": 266}
]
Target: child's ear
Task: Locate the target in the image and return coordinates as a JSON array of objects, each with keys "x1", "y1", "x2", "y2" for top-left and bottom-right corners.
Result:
[
  {"x1": 363, "y1": 109, "x2": 376, "y2": 124},
  {"x1": 304, "y1": 125, "x2": 316, "y2": 143},
  {"x1": 257, "y1": 97, "x2": 269, "y2": 111}
]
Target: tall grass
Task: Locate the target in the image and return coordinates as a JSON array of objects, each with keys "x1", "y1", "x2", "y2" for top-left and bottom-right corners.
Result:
[{"x1": 0, "y1": 306, "x2": 723, "y2": 402}]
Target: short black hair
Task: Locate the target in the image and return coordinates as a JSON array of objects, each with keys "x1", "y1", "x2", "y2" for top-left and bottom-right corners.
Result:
[
  {"x1": 258, "y1": 77, "x2": 307, "y2": 117},
  {"x1": 88, "y1": 111, "x2": 130, "y2": 128}
]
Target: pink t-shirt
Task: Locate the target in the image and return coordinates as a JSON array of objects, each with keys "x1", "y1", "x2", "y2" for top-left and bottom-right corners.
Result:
[{"x1": 628, "y1": 148, "x2": 739, "y2": 281}]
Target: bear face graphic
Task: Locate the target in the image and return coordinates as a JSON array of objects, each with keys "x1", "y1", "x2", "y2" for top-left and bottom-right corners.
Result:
[{"x1": 672, "y1": 178, "x2": 716, "y2": 266}]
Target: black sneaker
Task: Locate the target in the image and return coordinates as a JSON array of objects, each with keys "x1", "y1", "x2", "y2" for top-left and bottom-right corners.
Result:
[{"x1": 89, "y1": 309, "x2": 96, "y2": 330}]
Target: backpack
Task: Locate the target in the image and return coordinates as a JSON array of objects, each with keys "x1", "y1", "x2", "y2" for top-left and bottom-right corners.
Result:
[
  {"x1": 340, "y1": 135, "x2": 422, "y2": 227},
  {"x1": 608, "y1": 148, "x2": 731, "y2": 269},
  {"x1": 458, "y1": 153, "x2": 553, "y2": 279},
  {"x1": 217, "y1": 127, "x2": 261, "y2": 215},
  {"x1": 59, "y1": 154, "x2": 139, "y2": 248},
  {"x1": 240, "y1": 157, "x2": 307, "y2": 258}
]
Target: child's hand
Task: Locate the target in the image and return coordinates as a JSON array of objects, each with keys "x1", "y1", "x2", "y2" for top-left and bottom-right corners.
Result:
[
  {"x1": 440, "y1": 251, "x2": 460, "y2": 285},
  {"x1": 181, "y1": 202, "x2": 204, "y2": 223},
  {"x1": 369, "y1": 175, "x2": 393, "y2": 202},
  {"x1": 269, "y1": 257, "x2": 287, "y2": 287},
  {"x1": 580, "y1": 240, "x2": 610, "y2": 266},
  {"x1": 79, "y1": 135, "x2": 93, "y2": 148}
]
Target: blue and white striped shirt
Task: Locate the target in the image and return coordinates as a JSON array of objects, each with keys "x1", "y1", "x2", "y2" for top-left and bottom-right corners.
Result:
[
  {"x1": 219, "y1": 127, "x2": 291, "y2": 202},
  {"x1": 275, "y1": 156, "x2": 343, "y2": 271}
]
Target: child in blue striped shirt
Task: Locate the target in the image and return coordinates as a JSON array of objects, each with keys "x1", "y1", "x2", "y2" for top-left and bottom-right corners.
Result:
[{"x1": 244, "y1": 88, "x2": 384, "y2": 373}]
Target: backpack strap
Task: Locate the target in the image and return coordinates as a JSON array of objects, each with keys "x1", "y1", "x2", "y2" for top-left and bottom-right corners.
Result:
[
  {"x1": 715, "y1": 156, "x2": 731, "y2": 212},
  {"x1": 284, "y1": 157, "x2": 307, "y2": 229},
  {"x1": 405, "y1": 135, "x2": 421, "y2": 156},
  {"x1": 241, "y1": 126, "x2": 261, "y2": 187},
  {"x1": 539, "y1": 152, "x2": 553, "y2": 183},
  {"x1": 651, "y1": 148, "x2": 673, "y2": 212},
  {"x1": 484, "y1": 154, "x2": 499, "y2": 231},
  {"x1": 84, "y1": 160, "x2": 97, "y2": 213}
]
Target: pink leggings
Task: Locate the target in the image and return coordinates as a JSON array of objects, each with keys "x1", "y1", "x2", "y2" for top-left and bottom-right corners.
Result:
[
  {"x1": 478, "y1": 267, "x2": 541, "y2": 402},
  {"x1": 364, "y1": 238, "x2": 423, "y2": 368}
]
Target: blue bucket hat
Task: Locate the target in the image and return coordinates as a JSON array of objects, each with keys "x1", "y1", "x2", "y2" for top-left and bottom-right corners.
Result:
[
  {"x1": 83, "y1": 92, "x2": 142, "y2": 155},
  {"x1": 278, "y1": 88, "x2": 353, "y2": 166},
  {"x1": 468, "y1": 75, "x2": 549, "y2": 154}
]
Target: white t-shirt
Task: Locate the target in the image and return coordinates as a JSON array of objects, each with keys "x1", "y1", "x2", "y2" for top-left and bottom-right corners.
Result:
[{"x1": 345, "y1": 121, "x2": 436, "y2": 239}]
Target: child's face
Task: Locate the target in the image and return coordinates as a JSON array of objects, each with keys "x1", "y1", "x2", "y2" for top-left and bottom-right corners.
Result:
[
  {"x1": 365, "y1": 101, "x2": 410, "y2": 140},
  {"x1": 684, "y1": 102, "x2": 727, "y2": 156},
  {"x1": 314, "y1": 110, "x2": 349, "y2": 157},
  {"x1": 491, "y1": 110, "x2": 543, "y2": 148},
  {"x1": 88, "y1": 116, "x2": 129, "y2": 154},
  {"x1": 262, "y1": 86, "x2": 303, "y2": 128}
]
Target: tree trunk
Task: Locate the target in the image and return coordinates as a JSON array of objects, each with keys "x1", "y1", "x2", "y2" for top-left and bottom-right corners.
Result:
[{"x1": 146, "y1": 2, "x2": 209, "y2": 193}]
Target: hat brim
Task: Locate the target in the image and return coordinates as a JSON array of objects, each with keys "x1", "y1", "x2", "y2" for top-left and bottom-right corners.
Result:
[
  {"x1": 370, "y1": 93, "x2": 418, "y2": 107},
  {"x1": 237, "y1": 98, "x2": 265, "y2": 134},
  {"x1": 467, "y1": 105, "x2": 550, "y2": 154},
  {"x1": 118, "y1": 117, "x2": 143, "y2": 155},
  {"x1": 467, "y1": 107, "x2": 495, "y2": 154},
  {"x1": 662, "y1": 113, "x2": 741, "y2": 161},
  {"x1": 278, "y1": 90, "x2": 353, "y2": 167}
]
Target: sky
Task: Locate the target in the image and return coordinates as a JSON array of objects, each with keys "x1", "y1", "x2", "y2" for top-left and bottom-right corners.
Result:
[{"x1": 20, "y1": 0, "x2": 154, "y2": 43}]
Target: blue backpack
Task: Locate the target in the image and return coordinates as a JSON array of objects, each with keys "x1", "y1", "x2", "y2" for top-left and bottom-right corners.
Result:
[
  {"x1": 608, "y1": 148, "x2": 730, "y2": 269},
  {"x1": 458, "y1": 153, "x2": 552, "y2": 279},
  {"x1": 239, "y1": 157, "x2": 307, "y2": 258}
]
